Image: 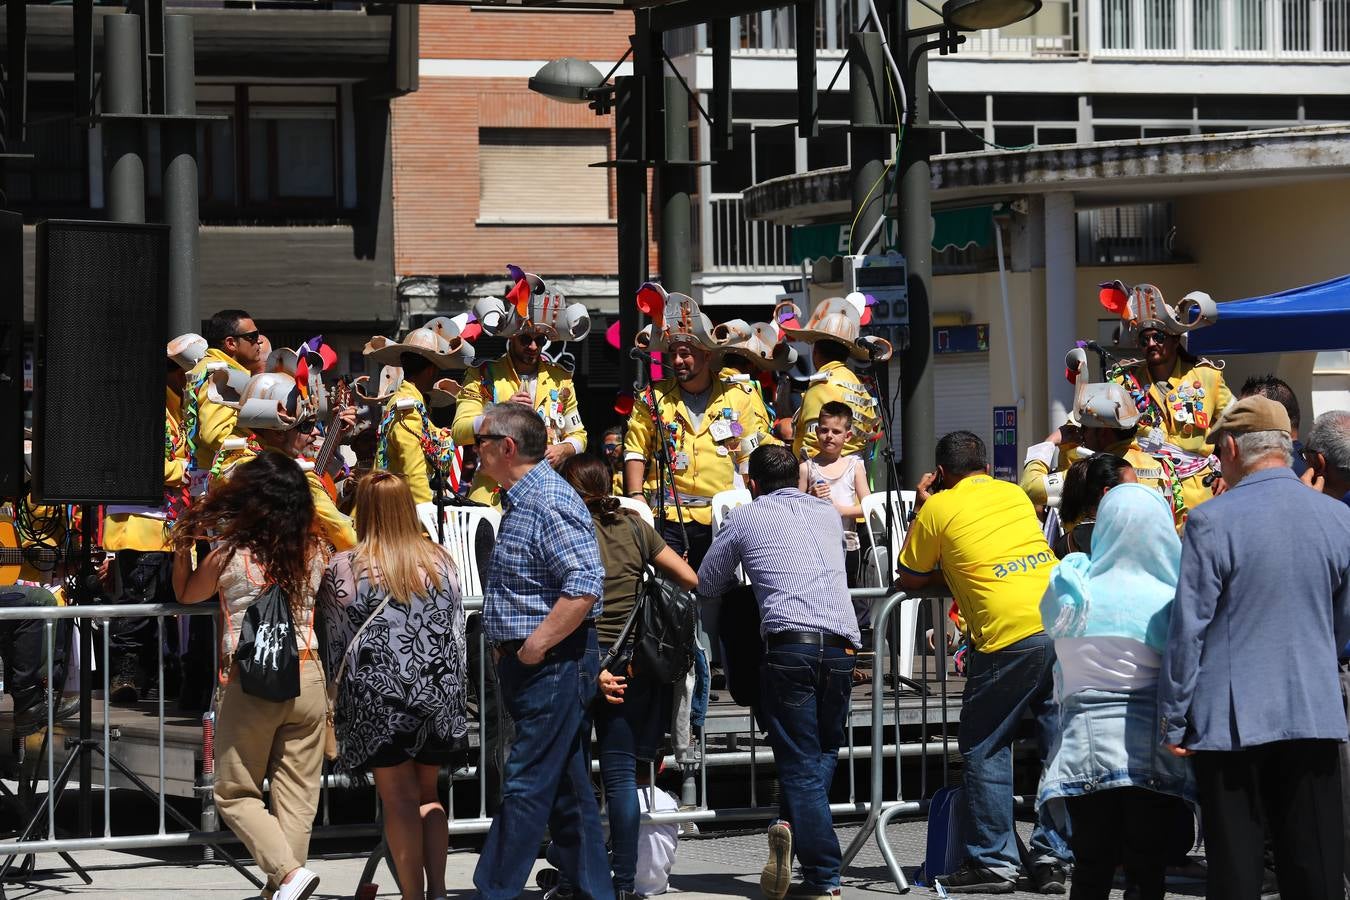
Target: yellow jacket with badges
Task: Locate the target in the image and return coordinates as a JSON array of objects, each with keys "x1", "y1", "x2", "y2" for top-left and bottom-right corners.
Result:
[
  {"x1": 791, "y1": 360, "x2": 881, "y2": 459},
  {"x1": 104, "y1": 387, "x2": 189, "y2": 553},
  {"x1": 380, "y1": 379, "x2": 453, "y2": 506},
  {"x1": 185, "y1": 348, "x2": 249, "y2": 471},
  {"x1": 624, "y1": 376, "x2": 776, "y2": 527},
  {"x1": 451, "y1": 357, "x2": 585, "y2": 506},
  {"x1": 1020, "y1": 438, "x2": 1182, "y2": 531},
  {"x1": 1110, "y1": 357, "x2": 1232, "y2": 519},
  {"x1": 212, "y1": 443, "x2": 356, "y2": 552}
]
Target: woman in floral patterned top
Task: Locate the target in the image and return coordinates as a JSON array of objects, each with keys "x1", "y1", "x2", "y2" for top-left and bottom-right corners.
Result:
[{"x1": 318, "y1": 471, "x2": 466, "y2": 900}]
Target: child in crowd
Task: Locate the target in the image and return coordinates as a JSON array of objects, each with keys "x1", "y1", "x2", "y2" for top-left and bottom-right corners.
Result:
[{"x1": 798, "y1": 401, "x2": 871, "y2": 591}]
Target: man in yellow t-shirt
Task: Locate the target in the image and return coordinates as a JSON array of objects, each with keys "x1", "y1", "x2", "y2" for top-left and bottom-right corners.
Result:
[{"x1": 894, "y1": 430, "x2": 1070, "y2": 894}]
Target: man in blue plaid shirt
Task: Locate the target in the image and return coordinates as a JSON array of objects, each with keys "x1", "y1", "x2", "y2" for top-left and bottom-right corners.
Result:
[{"x1": 471, "y1": 403, "x2": 611, "y2": 900}]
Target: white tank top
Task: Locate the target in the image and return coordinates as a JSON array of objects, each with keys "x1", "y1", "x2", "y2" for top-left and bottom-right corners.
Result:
[{"x1": 807, "y1": 454, "x2": 863, "y2": 550}]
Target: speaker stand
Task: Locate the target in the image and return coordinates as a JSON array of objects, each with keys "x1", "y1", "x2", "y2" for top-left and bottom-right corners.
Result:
[{"x1": 0, "y1": 505, "x2": 261, "y2": 896}]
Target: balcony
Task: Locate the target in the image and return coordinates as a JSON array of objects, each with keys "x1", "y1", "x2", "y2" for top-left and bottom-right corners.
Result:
[
  {"x1": 700, "y1": 193, "x2": 797, "y2": 273},
  {"x1": 1090, "y1": 0, "x2": 1350, "y2": 57}
]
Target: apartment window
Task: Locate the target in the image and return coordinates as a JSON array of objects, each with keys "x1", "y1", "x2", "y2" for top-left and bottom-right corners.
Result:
[
  {"x1": 711, "y1": 123, "x2": 754, "y2": 193},
  {"x1": 2, "y1": 82, "x2": 88, "y2": 209},
  {"x1": 478, "y1": 128, "x2": 610, "y2": 224},
  {"x1": 197, "y1": 107, "x2": 236, "y2": 206},
  {"x1": 249, "y1": 108, "x2": 337, "y2": 201}
]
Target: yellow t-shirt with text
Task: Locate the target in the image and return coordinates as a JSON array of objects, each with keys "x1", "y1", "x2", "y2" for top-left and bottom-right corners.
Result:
[{"x1": 896, "y1": 474, "x2": 1053, "y2": 653}]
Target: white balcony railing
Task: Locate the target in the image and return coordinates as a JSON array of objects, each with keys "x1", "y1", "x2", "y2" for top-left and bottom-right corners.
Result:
[
  {"x1": 702, "y1": 193, "x2": 796, "y2": 273},
  {"x1": 1091, "y1": 0, "x2": 1350, "y2": 57}
]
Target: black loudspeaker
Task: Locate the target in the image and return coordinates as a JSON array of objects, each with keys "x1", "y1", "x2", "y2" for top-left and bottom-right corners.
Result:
[
  {"x1": 33, "y1": 219, "x2": 169, "y2": 504},
  {"x1": 0, "y1": 211, "x2": 23, "y2": 498}
]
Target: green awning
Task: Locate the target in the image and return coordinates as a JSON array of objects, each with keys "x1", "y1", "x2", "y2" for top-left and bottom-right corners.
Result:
[{"x1": 789, "y1": 205, "x2": 997, "y2": 264}]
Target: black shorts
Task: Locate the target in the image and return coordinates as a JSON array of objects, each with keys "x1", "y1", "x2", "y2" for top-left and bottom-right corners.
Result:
[{"x1": 363, "y1": 732, "x2": 457, "y2": 770}]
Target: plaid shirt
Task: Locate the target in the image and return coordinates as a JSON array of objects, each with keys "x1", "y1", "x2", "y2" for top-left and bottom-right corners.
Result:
[{"x1": 483, "y1": 460, "x2": 605, "y2": 643}]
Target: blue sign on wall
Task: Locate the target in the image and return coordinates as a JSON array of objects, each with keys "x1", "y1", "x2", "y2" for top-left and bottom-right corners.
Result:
[{"x1": 993, "y1": 406, "x2": 1018, "y2": 482}]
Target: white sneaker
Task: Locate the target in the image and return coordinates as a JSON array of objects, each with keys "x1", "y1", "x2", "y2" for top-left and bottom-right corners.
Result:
[
  {"x1": 275, "y1": 867, "x2": 320, "y2": 900},
  {"x1": 761, "y1": 821, "x2": 793, "y2": 900}
]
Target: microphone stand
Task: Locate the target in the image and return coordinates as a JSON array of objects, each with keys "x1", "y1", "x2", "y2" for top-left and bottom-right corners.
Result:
[
  {"x1": 630, "y1": 349, "x2": 688, "y2": 550},
  {"x1": 866, "y1": 347, "x2": 925, "y2": 696}
]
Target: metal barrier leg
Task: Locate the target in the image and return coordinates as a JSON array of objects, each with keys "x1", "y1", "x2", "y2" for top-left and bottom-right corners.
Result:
[{"x1": 874, "y1": 802, "x2": 913, "y2": 893}]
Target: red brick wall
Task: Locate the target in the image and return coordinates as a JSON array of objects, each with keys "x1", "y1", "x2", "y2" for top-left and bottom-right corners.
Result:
[
  {"x1": 393, "y1": 78, "x2": 659, "y2": 278},
  {"x1": 419, "y1": 7, "x2": 632, "y2": 62}
]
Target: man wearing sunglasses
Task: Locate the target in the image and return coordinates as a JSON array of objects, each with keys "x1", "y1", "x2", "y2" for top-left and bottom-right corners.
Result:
[
  {"x1": 453, "y1": 327, "x2": 586, "y2": 507},
  {"x1": 1105, "y1": 285, "x2": 1232, "y2": 526},
  {"x1": 183, "y1": 309, "x2": 269, "y2": 480}
]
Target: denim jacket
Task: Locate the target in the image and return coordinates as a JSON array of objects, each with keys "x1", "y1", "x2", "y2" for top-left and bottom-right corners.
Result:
[{"x1": 1037, "y1": 686, "x2": 1196, "y2": 829}]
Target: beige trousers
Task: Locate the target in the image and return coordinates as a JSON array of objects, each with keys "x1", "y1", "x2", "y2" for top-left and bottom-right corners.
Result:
[{"x1": 213, "y1": 662, "x2": 326, "y2": 892}]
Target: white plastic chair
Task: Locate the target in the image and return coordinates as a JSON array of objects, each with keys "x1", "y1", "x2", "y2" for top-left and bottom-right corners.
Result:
[
  {"x1": 416, "y1": 502, "x2": 502, "y2": 598},
  {"x1": 615, "y1": 494, "x2": 655, "y2": 527},
  {"x1": 861, "y1": 490, "x2": 918, "y2": 679}
]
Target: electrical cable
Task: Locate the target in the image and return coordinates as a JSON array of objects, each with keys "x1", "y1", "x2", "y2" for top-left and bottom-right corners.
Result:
[{"x1": 929, "y1": 85, "x2": 1035, "y2": 151}]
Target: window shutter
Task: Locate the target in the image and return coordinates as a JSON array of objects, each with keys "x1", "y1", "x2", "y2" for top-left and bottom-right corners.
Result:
[
  {"x1": 934, "y1": 354, "x2": 992, "y2": 453},
  {"x1": 479, "y1": 129, "x2": 610, "y2": 223}
]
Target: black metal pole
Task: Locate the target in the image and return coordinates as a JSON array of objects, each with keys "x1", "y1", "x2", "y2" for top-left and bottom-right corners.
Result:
[
  {"x1": 614, "y1": 73, "x2": 647, "y2": 395},
  {"x1": 896, "y1": 14, "x2": 935, "y2": 488},
  {"x1": 103, "y1": 15, "x2": 146, "y2": 225},
  {"x1": 848, "y1": 31, "x2": 886, "y2": 256},
  {"x1": 77, "y1": 504, "x2": 94, "y2": 838},
  {"x1": 162, "y1": 15, "x2": 200, "y2": 338},
  {"x1": 658, "y1": 76, "x2": 691, "y2": 297}
]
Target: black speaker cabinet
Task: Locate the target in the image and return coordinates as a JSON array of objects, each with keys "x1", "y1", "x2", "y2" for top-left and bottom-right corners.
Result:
[
  {"x1": 0, "y1": 211, "x2": 23, "y2": 499},
  {"x1": 33, "y1": 219, "x2": 169, "y2": 505}
]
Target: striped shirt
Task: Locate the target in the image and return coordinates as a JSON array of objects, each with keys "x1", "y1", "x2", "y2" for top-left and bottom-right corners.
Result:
[
  {"x1": 698, "y1": 488, "x2": 861, "y2": 647},
  {"x1": 483, "y1": 461, "x2": 605, "y2": 643}
]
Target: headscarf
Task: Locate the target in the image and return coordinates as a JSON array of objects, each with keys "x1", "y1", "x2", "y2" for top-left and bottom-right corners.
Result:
[{"x1": 1040, "y1": 482, "x2": 1180, "y2": 653}]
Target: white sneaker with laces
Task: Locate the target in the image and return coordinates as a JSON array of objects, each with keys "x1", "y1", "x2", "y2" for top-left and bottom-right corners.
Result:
[{"x1": 275, "y1": 867, "x2": 320, "y2": 900}]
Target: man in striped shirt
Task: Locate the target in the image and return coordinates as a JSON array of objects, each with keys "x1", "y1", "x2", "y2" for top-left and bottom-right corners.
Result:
[{"x1": 698, "y1": 444, "x2": 860, "y2": 900}]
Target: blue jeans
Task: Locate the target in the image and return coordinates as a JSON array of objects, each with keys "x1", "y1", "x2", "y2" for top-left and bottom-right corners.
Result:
[
  {"x1": 473, "y1": 628, "x2": 613, "y2": 900},
  {"x1": 760, "y1": 642, "x2": 856, "y2": 890},
  {"x1": 958, "y1": 632, "x2": 1072, "y2": 878}
]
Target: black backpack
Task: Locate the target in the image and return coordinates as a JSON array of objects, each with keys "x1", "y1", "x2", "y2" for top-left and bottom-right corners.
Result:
[
  {"x1": 235, "y1": 583, "x2": 302, "y2": 701},
  {"x1": 606, "y1": 518, "x2": 698, "y2": 684}
]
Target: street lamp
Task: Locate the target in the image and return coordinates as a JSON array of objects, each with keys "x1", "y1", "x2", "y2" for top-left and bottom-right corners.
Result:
[
  {"x1": 942, "y1": 0, "x2": 1043, "y2": 31},
  {"x1": 527, "y1": 57, "x2": 606, "y2": 103}
]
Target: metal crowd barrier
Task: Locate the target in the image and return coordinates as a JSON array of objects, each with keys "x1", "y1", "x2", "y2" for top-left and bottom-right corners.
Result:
[{"x1": 0, "y1": 589, "x2": 964, "y2": 895}]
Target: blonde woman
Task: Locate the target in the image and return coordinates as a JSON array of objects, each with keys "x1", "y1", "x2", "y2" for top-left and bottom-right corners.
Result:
[
  {"x1": 318, "y1": 472, "x2": 467, "y2": 900},
  {"x1": 173, "y1": 451, "x2": 328, "y2": 900}
]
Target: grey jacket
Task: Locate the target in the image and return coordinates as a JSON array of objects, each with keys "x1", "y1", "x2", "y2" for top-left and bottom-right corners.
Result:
[{"x1": 1158, "y1": 467, "x2": 1350, "y2": 751}]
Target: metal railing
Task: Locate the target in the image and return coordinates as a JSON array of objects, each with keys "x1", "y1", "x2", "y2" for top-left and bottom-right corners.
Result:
[
  {"x1": 704, "y1": 193, "x2": 797, "y2": 273},
  {"x1": 0, "y1": 589, "x2": 969, "y2": 896},
  {"x1": 1093, "y1": 0, "x2": 1350, "y2": 56}
]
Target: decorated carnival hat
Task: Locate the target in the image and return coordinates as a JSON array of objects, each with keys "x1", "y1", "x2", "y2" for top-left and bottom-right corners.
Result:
[
  {"x1": 353, "y1": 365, "x2": 462, "y2": 409},
  {"x1": 473, "y1": 264, "x2": 591, "y2": 343},
  {"x1": 712, "y1": 318, "x2": 798, "y2": 371},
  {"x1": 425, "y1": 314, "x2": 480, "y2": 368},
  {"x1": 633, "y1": 282, "x2": 719, "y2": 353},
  {"x1": 207, "y1": 370, "x2": 326, "y2": 432},
  {"x1": 1099, "y1": 280, "x2": 1218, "y2": 342},
  {"x1": 364, "y1": 324, "x2": 471, "y2": 371},
  {"x1": 773, "y1": 292, "x2": 892, "y2": 362},
  {"x1": 1064, "y1": 346, "x2": 1141, "y2": 430},
  {"x1": 168, "y1": 333, "x2": 207, "y2": 372}
]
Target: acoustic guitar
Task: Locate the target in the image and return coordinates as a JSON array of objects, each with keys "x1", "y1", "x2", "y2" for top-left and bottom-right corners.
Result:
[{"x1": 0, "y1": 518, "x2": 68, "y2": 587}]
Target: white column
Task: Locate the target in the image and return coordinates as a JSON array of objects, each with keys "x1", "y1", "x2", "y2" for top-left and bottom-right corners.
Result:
[{"x1": 1044, "y1": 192, "x2": 1077, "y2": 428}]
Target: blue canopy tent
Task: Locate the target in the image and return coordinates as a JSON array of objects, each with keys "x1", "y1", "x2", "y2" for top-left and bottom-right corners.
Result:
[{"x1": 1188, "y1": 274, "x2": 1350, "y2": 356}]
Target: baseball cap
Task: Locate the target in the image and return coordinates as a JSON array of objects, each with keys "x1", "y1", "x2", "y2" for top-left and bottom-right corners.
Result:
[{"x1": 1204, "y1": 395, "x2": 1291, "y2": 443}]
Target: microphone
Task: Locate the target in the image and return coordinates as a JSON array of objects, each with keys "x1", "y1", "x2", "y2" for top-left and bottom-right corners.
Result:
[{"x1": 1084, "y1": 340, "x2": 1120, "y2": 361}]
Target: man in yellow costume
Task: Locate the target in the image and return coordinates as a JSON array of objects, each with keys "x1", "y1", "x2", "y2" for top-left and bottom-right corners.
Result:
[
  {"x1": 364, "y1": 318, "x2": 474, "y2": 505},
  {"x1": 104, "y1": 333, "x2": 200, "y2": 704},
  {"x1": 1101, "y1": 282, "x2": 1232, "y2": 525},
  {"x1": 452, "y1": 265, "x2": 590, "y2": 506},
  {"x1": 206, "y1": 346, "x2": 358, "y2": 552},
  {"x1": 182, "y1": 310, "x2": 266, "y2": 489},
  {"x1": 1022, "y1": 346, "x2": 1181, "y2": 529},
  {"x1": 623, "y1": 284, "x2": 777, "y2": 567}
]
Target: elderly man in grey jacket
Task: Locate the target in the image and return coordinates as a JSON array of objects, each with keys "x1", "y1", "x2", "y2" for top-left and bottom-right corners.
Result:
[{"x1": 1159, "y1": 395, "x2": 1350, "y2": 900}]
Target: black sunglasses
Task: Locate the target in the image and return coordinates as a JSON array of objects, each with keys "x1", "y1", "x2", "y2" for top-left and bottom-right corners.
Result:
[
  {"x1": 515, "y1": 334, "x2": 546, "y2": 347},
  {"x1": 231, "y1": 330, "x2": 262, "y2": 345},
  {"x1": 474, "y1": 433, "x2": 508, "y2": 447},
  {"x1": 1138, "y1": 332, "x2": 1168, "y2": 348},
  {"x1": 296, "y1": 419, "x2": 318, "y2": 435}
]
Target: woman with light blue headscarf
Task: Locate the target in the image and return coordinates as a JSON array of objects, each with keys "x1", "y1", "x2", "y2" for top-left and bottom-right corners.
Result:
[{"x1": 1038, "y1": 482, "x2": 1196, "y2": 900}]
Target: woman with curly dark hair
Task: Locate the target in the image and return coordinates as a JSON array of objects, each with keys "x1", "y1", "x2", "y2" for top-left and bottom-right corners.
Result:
[
  {"x1": 318, "y1": 471, "x2": 466, "y2": 900},
  {"x1": 172, "y1": 450, "x2": 329, "y2": 900}
]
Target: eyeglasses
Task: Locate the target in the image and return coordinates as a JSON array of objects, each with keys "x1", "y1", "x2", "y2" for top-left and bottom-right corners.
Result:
[
  {"x1": 474, "y1": 433, "x2": 508, "y2": 447},
  {"x1": 1138, "y1": 332, "x2": 1168, "y2": 348},
  {"x1": 231, "y1": 330, "x2": 262, "y2": 345},
  {"x1": 515, "y1": 334, "x2": 546, "y2": 347}
]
